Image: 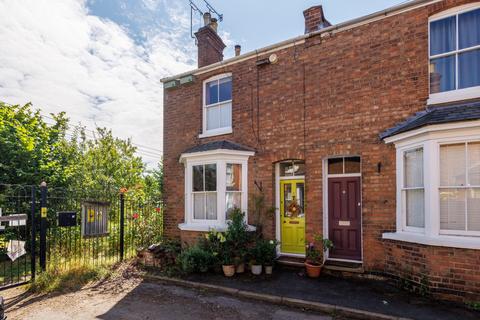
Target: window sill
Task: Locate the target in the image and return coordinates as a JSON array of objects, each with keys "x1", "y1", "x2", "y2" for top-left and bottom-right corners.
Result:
[
  {"x1": 382, "y1": 231, "x2": 480, "y2": 250},
  {"x1": 178, "y1": 223, "x2": 256, "y2": 233},
  {"x1": 427, "y1": 86, "x2": 480, "y2": 106},
  {"x1": 199, "y1": 128, "x2": 232, "y2": 139}
]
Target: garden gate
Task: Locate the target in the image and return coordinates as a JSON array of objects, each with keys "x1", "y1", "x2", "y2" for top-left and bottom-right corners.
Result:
[{"x1": 0, "y1": 183, "x2": 163, "y2": 290}]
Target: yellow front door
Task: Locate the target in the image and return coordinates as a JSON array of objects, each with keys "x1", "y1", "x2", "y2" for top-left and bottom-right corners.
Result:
[{"x1": 280, "y1": 180, "x2": 305, "y2": 254}]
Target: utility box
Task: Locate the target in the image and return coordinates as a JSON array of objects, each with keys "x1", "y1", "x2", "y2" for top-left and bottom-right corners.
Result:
[
  {"x1": 81, "y1": 201, "x2": 109, "y2": 237},
  {"x1": 58, "y1": 211, "x2": 77, "y2": 227}
]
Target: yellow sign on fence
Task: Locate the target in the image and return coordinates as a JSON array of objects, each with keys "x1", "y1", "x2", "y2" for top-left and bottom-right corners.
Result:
[{"x1": 41, "y1": 207, "x2": 47, "y2": 218}]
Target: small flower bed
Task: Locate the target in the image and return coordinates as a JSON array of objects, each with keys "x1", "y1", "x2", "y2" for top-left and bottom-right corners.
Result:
[{"x1": 160, "y1": 208, "x2": 280, "y2": 277}]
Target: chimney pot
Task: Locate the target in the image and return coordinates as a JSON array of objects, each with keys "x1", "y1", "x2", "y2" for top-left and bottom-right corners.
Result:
[
  {"x1": 209, "y1": 18, "x2": 218, "y2": 32},
  {"x1": 235, "y1": 45, "x2": 241, "y2": 57},
  {"x1": 303, "y1": 5, "x2": 331, "y2": 34},
  {"x1": 203, "y1": 12, "x2": 212, "y2": 26}
]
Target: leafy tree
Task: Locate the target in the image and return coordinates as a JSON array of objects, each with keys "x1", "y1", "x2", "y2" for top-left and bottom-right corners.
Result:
[{"x1": 0, "y1": 102, "x2": 163, "y2": 199}]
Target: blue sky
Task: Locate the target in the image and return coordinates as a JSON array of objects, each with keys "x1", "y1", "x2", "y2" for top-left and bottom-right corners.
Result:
[
  {"x1": 88, "y1": 0, "x2": 406, "y2": 57},
  {"x1": 0, "y1": 0, "x2": 409, "y2": 165}
]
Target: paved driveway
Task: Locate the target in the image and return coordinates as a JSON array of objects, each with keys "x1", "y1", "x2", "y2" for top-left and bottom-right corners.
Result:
[{"x1": 2, "y1": 278, "x2": 342, "y2": 320}]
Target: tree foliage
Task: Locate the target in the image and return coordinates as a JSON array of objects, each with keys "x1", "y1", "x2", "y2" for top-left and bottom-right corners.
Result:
[{"x1": 0, "y1": 102, "x2": 162, "y2": 198}]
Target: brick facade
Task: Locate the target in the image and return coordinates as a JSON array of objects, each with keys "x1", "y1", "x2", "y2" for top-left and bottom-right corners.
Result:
[{"x1": 163, "y1": 0, "x2": 480, "y2": 302}]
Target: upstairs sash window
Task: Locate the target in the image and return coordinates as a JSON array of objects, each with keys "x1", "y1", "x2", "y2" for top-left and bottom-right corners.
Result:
[
  {"x1": 204, "y1": 75, "x2": 232, "y2": 134},
  {"x1": 429, "y1": 8, "x2": 480, "y2": 93}
]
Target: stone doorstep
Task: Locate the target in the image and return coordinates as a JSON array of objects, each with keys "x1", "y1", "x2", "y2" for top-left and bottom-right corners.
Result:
[{"x1": 143, "y1": 274, "x2": 413, "y2": 320}]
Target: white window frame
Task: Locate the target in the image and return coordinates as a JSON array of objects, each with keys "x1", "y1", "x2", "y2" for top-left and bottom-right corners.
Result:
[
  {"x1": 383, "y1": 120, "x2": 480, "y2": 250},
  {"x1": 438, "y1": 141, "x2": 480, "y2": 237},
  {"x1": 428, "y1": 3, "x2": 480, "y2": 105},
  {"x1": 200, "y1": 73, "x2": 233, "y2": 138},
  {"x1": 179, "y1": 149, "x2": 254, "y2": 232},
  {"x1": 400, "y1": 146, "x2": 425, "y2": 233}
]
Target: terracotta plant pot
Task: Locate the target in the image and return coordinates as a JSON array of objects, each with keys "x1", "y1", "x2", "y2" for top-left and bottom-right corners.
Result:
[
  {"x1": 305, "y1": 262, "x2": 322, "y2": 278},
  {"x1": 236, "y1": 263, "x2": 245, "y2": 273},
  {"x1": 264, "y1": 265, "x2": 273, "y2": 275},
  {"x1": 251, "y1": 264, "x2": 262, "y2": 275},
  {"x1": 222, "y1": 265, "x2": 236, "y2": 277}
]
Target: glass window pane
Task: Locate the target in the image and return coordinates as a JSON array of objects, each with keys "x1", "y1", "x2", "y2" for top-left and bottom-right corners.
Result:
[
  {"x1": 193, "y1": 165, "x2": 204, "y2": 192},
  {"x1": 430, "y1": 16, "x2": 456, "y2": 55},
  {"x1": 404, "y1": 148, "x2": 423, "y2": 188},
  {"x1": 405, "y1": 189, "x2": 425, "y2": 228},
  {"x1": 219, "y1": 103, "x2": 232, "y2": 128},
  {"x1": 440, "y1": 188, "x2": 466, "y2": 231},
  {"x1": 459, "y1": 49, "x2": 480, "y2": 89},
  {"x1": 468, "y1": 142, "x2": 480, "y2": 185},
  {"x1": 293, "y1": 161, "x2": 306, "y2": 176},
  {"x1": 193, "y1": 193, "x2": 205, "y2": 219},
  {"x1": 219, "y1": 77, "x2": 232, "y2": 102},
  {"x1": 206, "y1": 105, "x2": 221, "y2": 130},
  {"x1": 430, "y1": 55, "x2": 456, "y2": 93},
  {"x1": 206, "y1": 80, "x2": 218, "y2": 105},
  {"x1": 226, "y1": 164, "x2": 241, "y2": 191},
  {"x1": 468, "y1": 188, "x2": 480, "y2": 231},
  {"x1": 459, "y1": 8, "x2": 480, "y2": 49},
  {"x1": 283, "y1": 183, "x2": 292, "y2": 217},
  {"x1": 440, "y1": 144, "x2": 466, "y2": 186},
  {"x1": 328, "y1": 158, "x2": 343, "y2": 174},
  {"x1": 206, "y1": 193, "x2": 217, "y2": 220},
  {"x1": 296, "y1": 183, "x2": 305, "y2": 217},
  {"x1": 345, "y1": 157, "x2": 361, "y2": 174},
  {"x1": 226, "y1": 192, "x2": 241, "y2": 220},
  {"x1": 204, "y1": 164, "x2": 217, "y2": 191}
]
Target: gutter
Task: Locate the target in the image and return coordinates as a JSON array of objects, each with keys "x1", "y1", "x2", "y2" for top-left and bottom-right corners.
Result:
[{"x1": 160, "y1": 0, "x2": 439, "y2": 83}]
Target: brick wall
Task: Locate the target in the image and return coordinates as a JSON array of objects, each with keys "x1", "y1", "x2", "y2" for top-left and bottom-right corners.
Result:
[{"x1": 163, "y1": 0, "x2": 480, "y2": 302}]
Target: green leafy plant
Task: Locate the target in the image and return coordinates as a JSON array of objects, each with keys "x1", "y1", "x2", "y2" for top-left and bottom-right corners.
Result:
[
  {"x1": 306, "y1": 234, "x2": 333, "y2": 266},
  {"x1": 250, "y1": 193, "x2": 276, "y2": 234},
  {"x1": 178, "y1": 245, "x2": 215, "y2": 273},
  {"x1": 256, "y1": 239, "x2": 279, "y2": 266}
]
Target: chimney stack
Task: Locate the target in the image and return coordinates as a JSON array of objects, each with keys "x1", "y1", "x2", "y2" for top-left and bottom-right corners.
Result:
[
  {"x1": 235, "y1": 45, "x2": 241, "y2": 57},
  {"x1": 303, "y1": 5, "x2": 331, "y2": 34},
  {"x1": 195, "y1": 12, "x2": 226, "y2": 68}
]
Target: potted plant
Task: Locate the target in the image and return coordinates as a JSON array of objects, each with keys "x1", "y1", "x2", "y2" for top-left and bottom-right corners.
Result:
[
  {"x1": 222, "y1": 254, "x2": 236, "y2": 277},
  {"x1": 234, "y1": 251, "x2": 246, "y2": 273},
  {"x1": 262, "y1": 239, "x2": 279, "y2": 275},
  {"x1": 305, "y1": 235, "x2": 333, "y2": 278},
  {"x1": 249, "y1": 241, "x2": 263, "y2": 275}
]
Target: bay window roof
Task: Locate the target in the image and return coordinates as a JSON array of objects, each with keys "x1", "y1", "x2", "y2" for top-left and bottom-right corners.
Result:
[
  {"x1": 181, "y1": 140, "x2": 255, "y2": 156},
  {"x1": 380, "y1": 102, "x2": 480, "y2": 140}
]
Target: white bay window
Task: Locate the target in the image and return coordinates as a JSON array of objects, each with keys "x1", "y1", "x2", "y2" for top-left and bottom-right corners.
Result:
[
  {"x1": 179, "y1": 148, "x2": 254, "y2": 231},
  {"x1": 384, "y1": 122, "x2": 480, "y2": 249}
]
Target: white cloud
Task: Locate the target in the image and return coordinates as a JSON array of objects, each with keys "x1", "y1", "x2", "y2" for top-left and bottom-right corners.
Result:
[{"x1": 0, "y1": 0, "x2": 197, "y2": 166}]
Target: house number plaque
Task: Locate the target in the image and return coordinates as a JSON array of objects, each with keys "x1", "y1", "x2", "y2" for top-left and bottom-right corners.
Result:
[{"x1": 339, "y1": 220, "x2": 351, "y2": 226}]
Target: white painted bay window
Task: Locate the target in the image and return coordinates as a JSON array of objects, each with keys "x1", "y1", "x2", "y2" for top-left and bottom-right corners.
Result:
[
  {"x1": 179, "y1": 148, "x2": 254, "y2": 231},
  {"x1": 383, "y1": 122, "x2": 480, "y2": 249}
]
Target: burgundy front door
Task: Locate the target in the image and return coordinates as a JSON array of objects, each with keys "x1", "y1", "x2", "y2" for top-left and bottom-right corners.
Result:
[{"x1": 328, "y1": 177, "x2": 362, "y2": 261}]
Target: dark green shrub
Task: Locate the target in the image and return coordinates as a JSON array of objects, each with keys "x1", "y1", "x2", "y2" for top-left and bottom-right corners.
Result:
[{"x1": 178, "y1": 245, "x2": 215, "y2": 274}]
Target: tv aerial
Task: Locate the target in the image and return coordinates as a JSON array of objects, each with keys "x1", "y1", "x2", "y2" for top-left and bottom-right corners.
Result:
[{"x1": 189, "y1": 0, "x2": 223, "y2": 38}]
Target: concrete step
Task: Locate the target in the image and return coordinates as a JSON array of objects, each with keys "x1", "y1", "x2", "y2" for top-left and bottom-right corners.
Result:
[
  {"x1": 277, "y1": 256, "x2": 305, "y2": 268},
  {"x1": 324, "y1": 260, "x2": 364, "y2": 273}
]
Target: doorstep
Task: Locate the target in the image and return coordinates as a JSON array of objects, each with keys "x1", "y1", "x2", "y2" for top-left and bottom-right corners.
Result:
[
  {"x1": 277, "y1": 255, "x2": 305, "y2": 268},
  {"x1": 324, "y1": 260, "x2": 364, "y2": 273}
]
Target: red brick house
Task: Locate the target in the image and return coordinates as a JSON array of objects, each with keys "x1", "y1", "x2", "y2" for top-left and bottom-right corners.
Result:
[{"x1": 161, "y1": 0, "x2": 480, "y2": 302}]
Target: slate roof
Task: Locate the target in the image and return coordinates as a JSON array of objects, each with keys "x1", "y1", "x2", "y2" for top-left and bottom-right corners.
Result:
[
  {"x1": 182, "y1": 140, "x2": 255, "y2": 154},
  {"x1": 380, "y1": 101, "x2": 480, "y2": 140}
]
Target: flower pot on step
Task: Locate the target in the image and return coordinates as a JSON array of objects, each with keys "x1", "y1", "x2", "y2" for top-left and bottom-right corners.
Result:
[
  {"x1": 305, "y1": 262, "x2": 322, "y2": 278},
  {"x1": 251, "y1": 264, "x2": 262, "y2": 275},
  {"x1": 264, "y1": 265, "x2": 273, "y2": 275},
  {"x1": 236, "y1": 263, "x2": 245, "y2": 273},
  {"x1": 222, "y1": 265, "x2": 236, "y2": 277}
]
